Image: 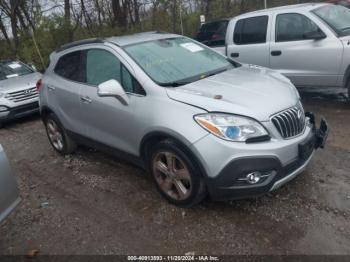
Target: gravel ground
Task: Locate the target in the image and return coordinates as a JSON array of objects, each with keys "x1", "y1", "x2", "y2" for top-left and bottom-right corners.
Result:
[{"x1": 0, "y1": 88, "x2": 349, "y2": 255}]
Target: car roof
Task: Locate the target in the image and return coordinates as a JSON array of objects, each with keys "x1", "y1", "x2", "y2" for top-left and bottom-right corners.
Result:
[
  {"x1": 55, "y1": 32, "x2": 182, "y2": 53},
  {"x1": 106, "y1": 31, "x2": 181, "y2": 47},
  {"x1": 233, "y1": 3, "x2": 331, "y2": 19}
]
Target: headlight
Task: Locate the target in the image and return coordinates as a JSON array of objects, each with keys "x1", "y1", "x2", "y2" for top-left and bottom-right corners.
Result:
[{"x1": 194, "y1": 113, "x2": 268, "y2": 142}]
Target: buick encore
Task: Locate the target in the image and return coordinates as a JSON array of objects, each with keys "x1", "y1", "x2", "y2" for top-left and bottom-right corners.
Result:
[{"x1": 39, "y1": 32, "x2": 328, "y2": 206}]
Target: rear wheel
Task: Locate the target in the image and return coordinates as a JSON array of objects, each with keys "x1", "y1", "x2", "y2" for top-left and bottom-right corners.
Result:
[
  {"x1": 149, "y1": 140, "x2": 206, "y2": 207},
  {"x1": 44, "y1": 113, "x2": 76, "y2": 155}
]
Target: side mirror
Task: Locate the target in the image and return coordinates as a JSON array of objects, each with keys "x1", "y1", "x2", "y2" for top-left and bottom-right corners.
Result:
[
  {"x1": 303, "y1": 29, "x2": 326, "y2": 41},
  {"x1": 97, "y1": 79, "x2": 129, "y2": 105}
]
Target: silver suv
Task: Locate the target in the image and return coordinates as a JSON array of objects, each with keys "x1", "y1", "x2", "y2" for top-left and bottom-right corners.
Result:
[
  {"x1": 39, "y1": 32, "x2": 329, "y2": 206},
  {"x1": 0, "y1": 60, "x2": 42, "y2": 127}
]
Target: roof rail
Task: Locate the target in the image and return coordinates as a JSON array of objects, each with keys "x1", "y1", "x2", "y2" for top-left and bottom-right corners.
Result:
[
  {"x1": 56, "y1": 38, "x2": 105, "y2": 53},
  {"x1": 133, "y1": 31, "x2": 169, "y2": 35}
]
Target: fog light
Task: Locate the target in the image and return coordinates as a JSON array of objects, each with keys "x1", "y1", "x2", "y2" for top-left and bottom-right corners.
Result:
[
  {"x1": 246, "y1": 172, "x2": 262, "y2": 184},
  {"x1": 0, "y1": 106, "x2": 8, "y2": 112},
  {"x1": 237, "y1": 170, "x2": 275, "y2": 185}
]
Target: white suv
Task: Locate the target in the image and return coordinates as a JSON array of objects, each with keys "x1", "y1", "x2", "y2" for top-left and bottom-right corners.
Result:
[{"x1": 0, "y1": 60, "x2": 42, "y2": 127}]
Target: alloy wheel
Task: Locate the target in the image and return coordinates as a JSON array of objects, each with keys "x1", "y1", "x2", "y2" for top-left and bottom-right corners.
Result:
[
  {"x1": 46, "y1": 119, "x2": 64, "y2": 151},
  {"x1": 152, "y1": 151, "x2": 192, "y2": 201}
]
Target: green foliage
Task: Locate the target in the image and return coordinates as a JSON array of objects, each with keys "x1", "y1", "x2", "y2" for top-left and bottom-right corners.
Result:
[{"x1": 0, "y1": 0, "x2": 313, "y2": 71}]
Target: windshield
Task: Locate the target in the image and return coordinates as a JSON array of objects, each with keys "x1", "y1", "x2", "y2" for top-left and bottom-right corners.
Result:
[
  {"x1": 0, "y1": 61, "x2": 34, "y2": 81},
  {"x1": 313, "y1": 5, "x2": 350, "y2": 36},
  {"x1": 124, "y1": 37, "x2": 236, "y2": 86}
]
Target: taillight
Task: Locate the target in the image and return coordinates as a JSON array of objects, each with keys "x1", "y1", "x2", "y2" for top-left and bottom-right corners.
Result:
[{"x1": 36, "y1": 79, "x2": 42, "y2": 91}]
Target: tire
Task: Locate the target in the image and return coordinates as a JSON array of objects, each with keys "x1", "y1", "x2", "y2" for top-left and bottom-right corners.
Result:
[
  {"x1": 148, "y1": 139, "x2": 206, "y2": 207},
  {"x1": 44, "y1": 113, "x2": 77, "y2": 155}
]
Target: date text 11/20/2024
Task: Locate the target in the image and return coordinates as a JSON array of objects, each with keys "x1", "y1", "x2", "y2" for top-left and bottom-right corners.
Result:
[{"x1": 127, "y1": 255, "x2": 220, "y2": 261}]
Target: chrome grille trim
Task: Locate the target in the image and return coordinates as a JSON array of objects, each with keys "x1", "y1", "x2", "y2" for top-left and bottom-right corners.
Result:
[
  {"x1": 271, "y1": 104, "x2": 306, "y2": 139},
  {"x1": 5, "y1": 87, "x2": 38, "y2": 103}
]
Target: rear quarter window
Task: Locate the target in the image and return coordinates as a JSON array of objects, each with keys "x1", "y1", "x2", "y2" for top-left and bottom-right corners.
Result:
[
  {"x1": 234, "y1": 16, "x2": 269, "y2": 45},
  {"x1": 54, "y1": 51, "x2": 85, "y2": 82}
]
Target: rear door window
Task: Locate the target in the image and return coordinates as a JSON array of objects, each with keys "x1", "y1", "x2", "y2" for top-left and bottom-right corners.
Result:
[
  {"x1": 54, "y1": 51, "x2": 84, "y2": 82},
  {"x1": 234, "y1": 16, "x2": 269, "y2": 45}
]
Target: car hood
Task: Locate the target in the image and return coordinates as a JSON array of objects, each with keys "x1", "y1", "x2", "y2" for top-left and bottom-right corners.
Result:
[
  {"x1": 0, "y1": 72, "x2": 42, "y2": 93},
  {"x1": 166, "y1": 65, "x2": 299, "y2": 121}
]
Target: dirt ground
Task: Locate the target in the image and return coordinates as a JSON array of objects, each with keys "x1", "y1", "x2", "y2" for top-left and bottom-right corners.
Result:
[{"x1": 0, "y1": 88, "x2": 349, "y2": 255}]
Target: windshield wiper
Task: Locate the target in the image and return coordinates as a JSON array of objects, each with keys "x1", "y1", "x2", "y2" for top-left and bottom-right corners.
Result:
[
  {"x1": 204, "y1": 68, "x2": 229, "y2": 78},
  {"x1": 159, "y1": 80, "x2": 192, "y2": 87},
  {"x1": 341, "y1": 26, "x2": 350, "y2": 32},
  {"x1": 160, "y1": 67, "x2": 230, "y2": 87}
]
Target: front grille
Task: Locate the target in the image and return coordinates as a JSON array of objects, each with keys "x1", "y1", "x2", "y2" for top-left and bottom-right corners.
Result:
[
  {"x1": 5, "y1": 87, "x2": 38, "y2": 103},
  {"x1": 272, "y1": 105, "x2": 306, "y2": 139}
]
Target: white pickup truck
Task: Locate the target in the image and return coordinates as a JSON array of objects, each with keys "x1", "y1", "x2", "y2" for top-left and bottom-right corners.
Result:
[{"x1": 205, "y1": 3, "x2": 350, "y2": 98}]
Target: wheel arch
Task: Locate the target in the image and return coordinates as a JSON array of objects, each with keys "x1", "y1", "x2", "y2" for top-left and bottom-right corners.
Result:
[
  {"x1": 40, "y1": 106, "x2": 55, "y2": 122},
  {"x1": 343, "y1": 64, "x2": 350, "y2": 88},
  {"x1": 139, "y1": 131, "x2": 208, "y2": 179}
]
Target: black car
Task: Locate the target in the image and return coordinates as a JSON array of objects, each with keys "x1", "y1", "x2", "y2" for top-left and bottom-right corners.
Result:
[{"x1": 195, "y1": 19, "x2": 229, "y2": 47}]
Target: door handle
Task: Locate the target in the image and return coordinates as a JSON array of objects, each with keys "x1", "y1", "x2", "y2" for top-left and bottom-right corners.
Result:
[
  {"x1": 231, "y1": 53, "x2": 239, "y2": 58},
  {"x1": 81, "y1": 96, "x2": 92, "y2": 104},
  {"x1": 48, "y1": 85, "x2": 56, "y2": 91},
  {"x1": 271, "y1": 50, "x2": 282, "y2": 56}
]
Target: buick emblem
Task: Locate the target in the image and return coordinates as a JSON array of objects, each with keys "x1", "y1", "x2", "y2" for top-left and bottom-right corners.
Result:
[{"x1": 24, "y1": 89, "x2": 32, "y2": 95}]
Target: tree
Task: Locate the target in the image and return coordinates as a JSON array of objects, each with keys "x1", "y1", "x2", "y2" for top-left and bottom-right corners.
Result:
[
  {"x1": 64, "y1": 0, "x2": 73, "y2": 41},
  {"x1": 0, "y1": 0, "x2": 311, "y2": 69}
]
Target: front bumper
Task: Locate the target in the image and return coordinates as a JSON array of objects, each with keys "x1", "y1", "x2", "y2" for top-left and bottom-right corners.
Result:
[
  {"x1": 0, "y1": 102, "x2": 39, "y2": 123},
  {"x1": 192, "y1": 113, "x2": 329, "y2": 201}
]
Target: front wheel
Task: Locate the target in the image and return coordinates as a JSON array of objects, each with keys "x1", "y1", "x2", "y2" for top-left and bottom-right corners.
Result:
[{"x1": 149, "y1": 140, "x2": 206, "y2": 207}]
